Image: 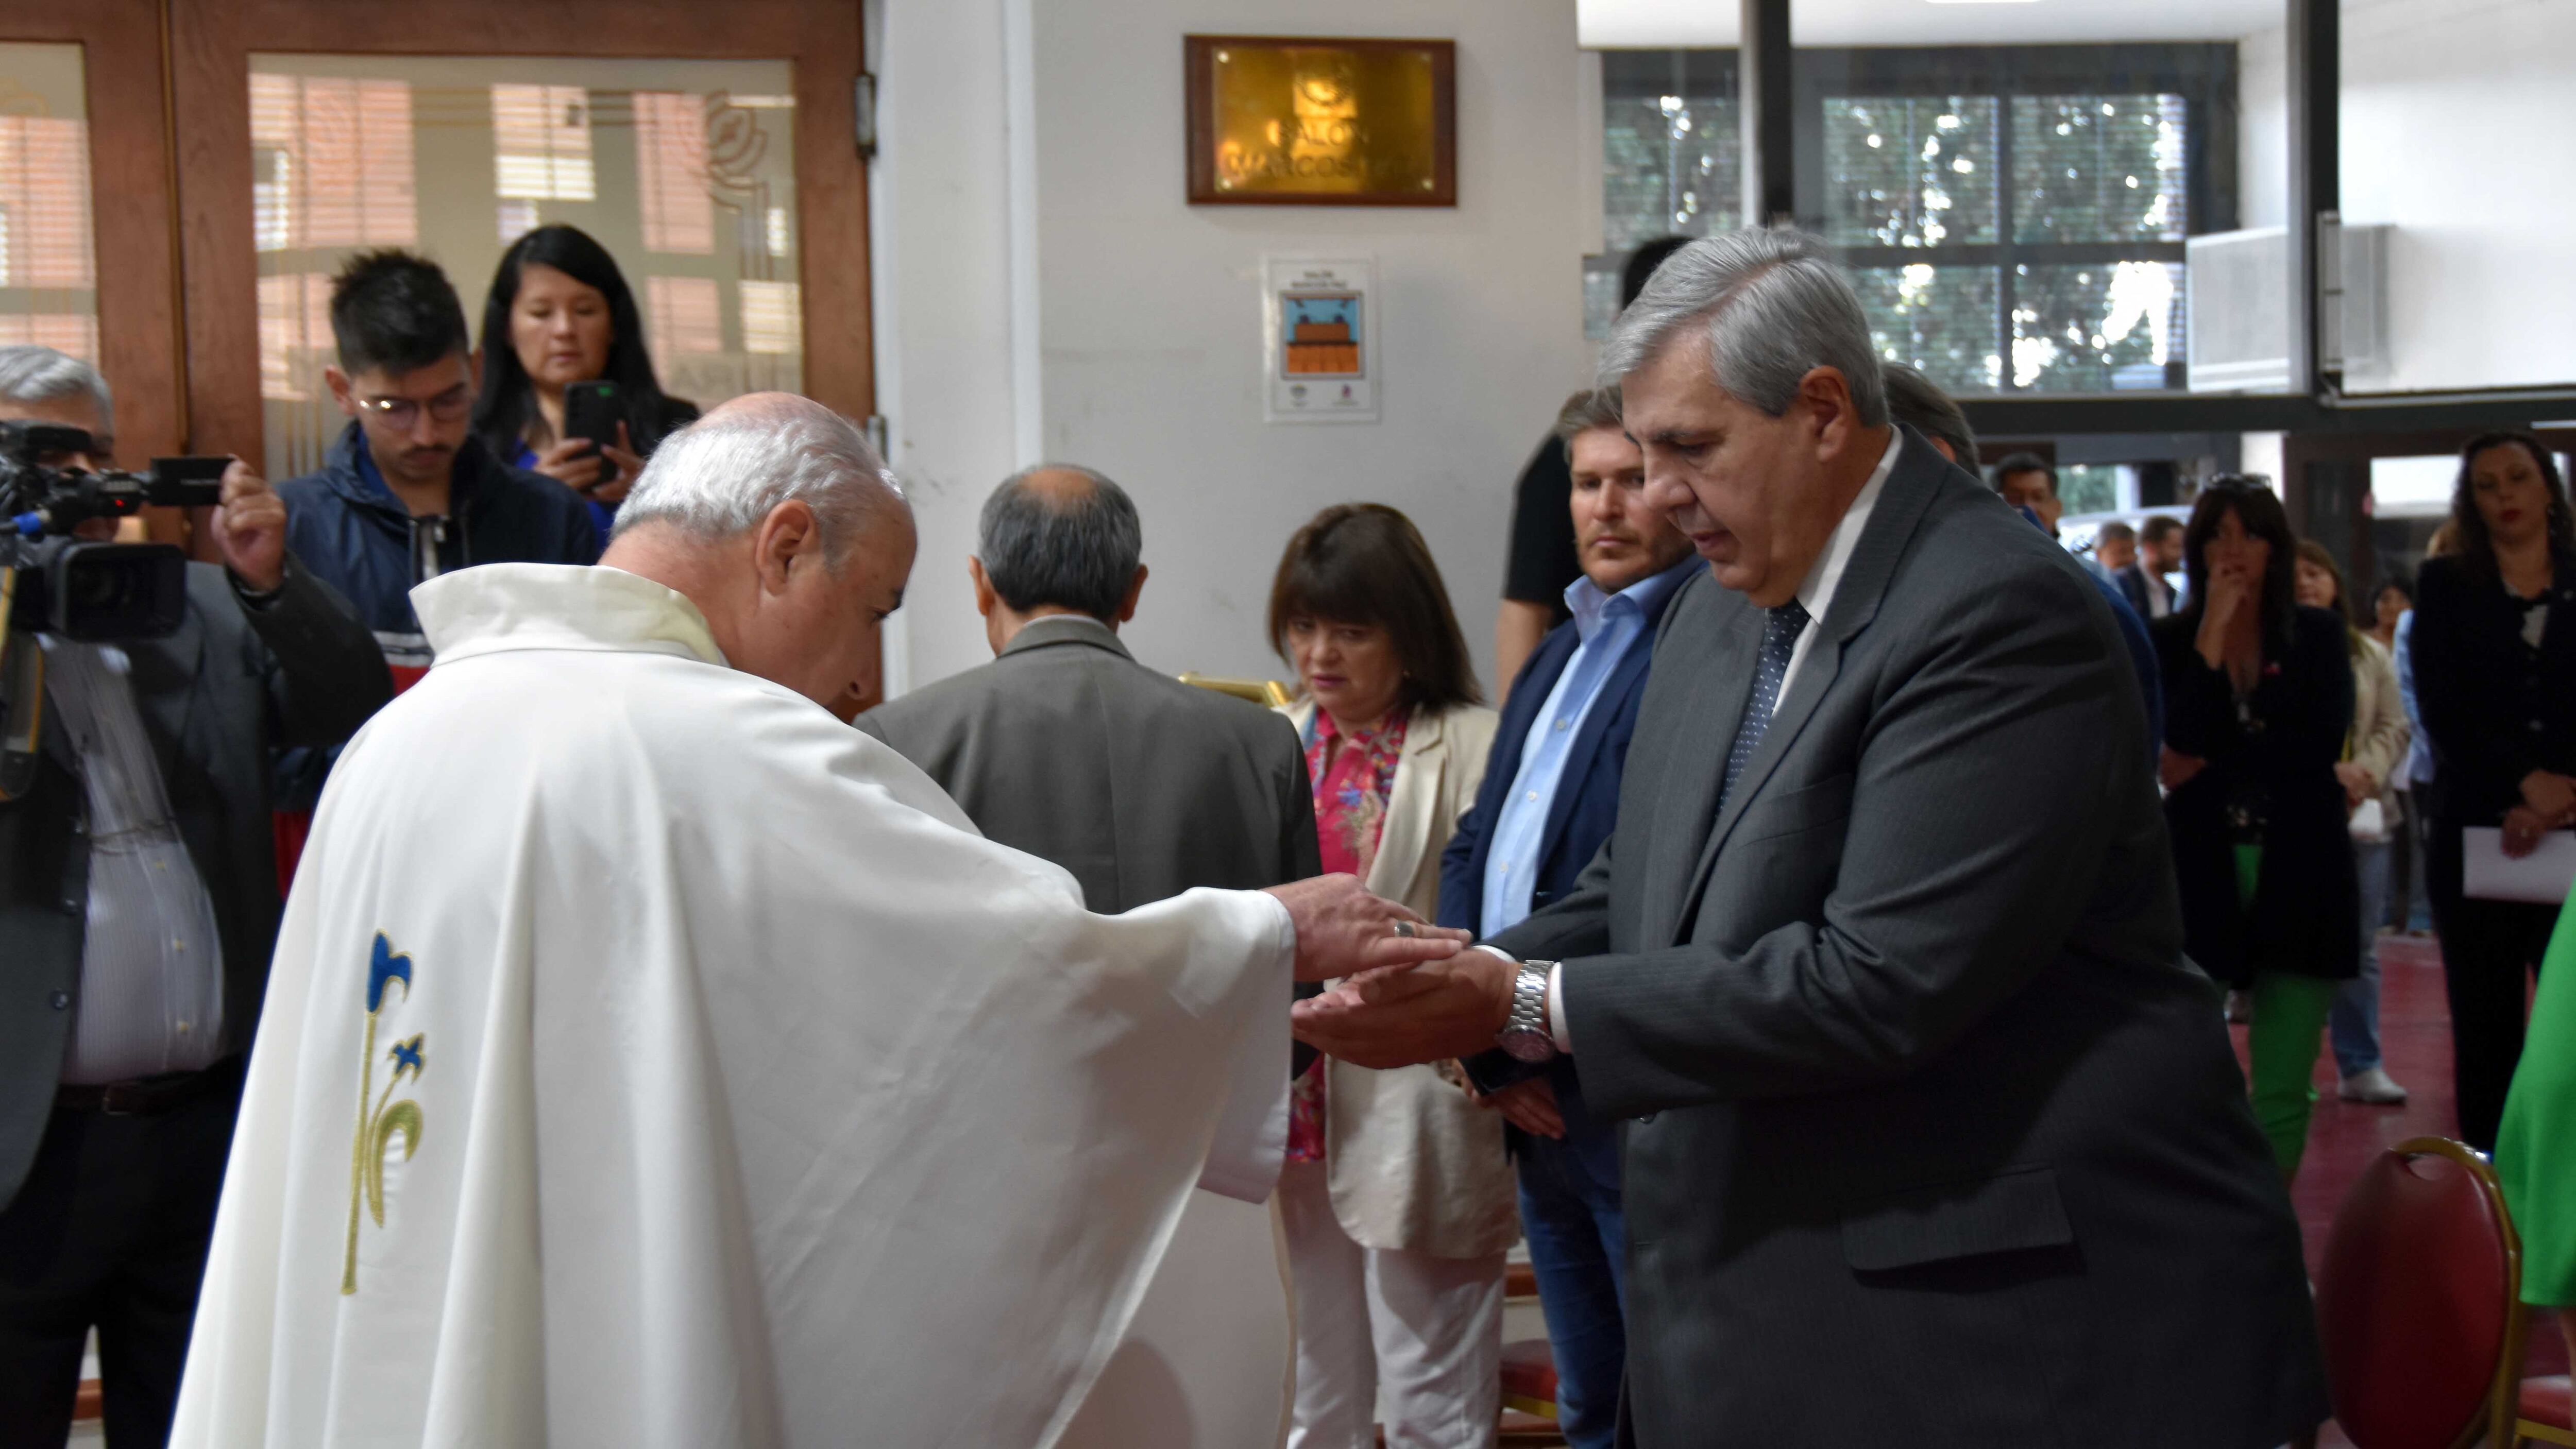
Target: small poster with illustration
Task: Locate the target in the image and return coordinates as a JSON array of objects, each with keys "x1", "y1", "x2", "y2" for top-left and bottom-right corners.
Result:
[{"x1": 1264, "y1": 255, "x2": 1378, "y2": 423}]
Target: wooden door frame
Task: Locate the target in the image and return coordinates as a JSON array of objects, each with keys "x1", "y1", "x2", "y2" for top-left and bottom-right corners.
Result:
[
  {"x1": 168, "y1": 0, "x2": 872, "y2": 460},
  {"x1": 0, "y1": 0, "x2": 187, "y2": 463}
]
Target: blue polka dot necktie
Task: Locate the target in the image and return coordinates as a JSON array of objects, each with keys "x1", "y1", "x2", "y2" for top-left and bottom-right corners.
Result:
[{"x1": 1719, "y1": 598, "x2": 1811, "y2": 811}]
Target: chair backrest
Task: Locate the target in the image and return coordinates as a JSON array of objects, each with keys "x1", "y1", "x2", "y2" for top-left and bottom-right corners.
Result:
[
  {"x1": 1178, "y1": 673, "x2": 1293, "y2": 707},
  {"x1": 2314, "y1": 1137, "x2": 2525, "y2": 1449}
]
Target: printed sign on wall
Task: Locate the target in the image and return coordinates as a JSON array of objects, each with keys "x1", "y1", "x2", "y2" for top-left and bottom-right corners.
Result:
[{"x1": 1264, "y1": 255, "x2": 1378, "y2": 424}]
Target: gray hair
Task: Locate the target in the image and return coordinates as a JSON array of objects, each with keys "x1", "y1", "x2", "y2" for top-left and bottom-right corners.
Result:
[
  {"x1": 978, "y1": 464, "x2": 1143, "y2": 621},
  {"x1": 1878, "y1": 363, "x2": 1976, "y2": 465},
  {"x1": 1553, "y1": 386, "x2": 1623, "y2": 447},
  {"x1": 1599, "y1": 229, "x2": 1888, "y2": 429},
  {"x1": 613, "y1": 394, "x2": 906, "y2": 565},
  {"x1": 0, "y1": 345, "x2": 113, "y2": 444}
]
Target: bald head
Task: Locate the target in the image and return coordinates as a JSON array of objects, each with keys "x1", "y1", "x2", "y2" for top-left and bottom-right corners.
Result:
[
  {"x1": 602, "y1": 392, "x2": 915, "y2": 714},
  {"x1": 976, "y1": 462, "x2": 1143, "y2": 625}
]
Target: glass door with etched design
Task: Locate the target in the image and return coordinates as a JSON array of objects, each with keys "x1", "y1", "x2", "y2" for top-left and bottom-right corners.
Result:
[
  {"x1": 245, "y1": 55, "x2": 803, "y2": 483},
  {"x1": 171, "y1": 0, "x2": 871, "y2": 487}
]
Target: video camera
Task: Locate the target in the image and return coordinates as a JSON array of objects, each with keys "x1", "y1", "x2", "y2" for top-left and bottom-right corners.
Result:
[{"x1": 0, "y1": 421, "x2": 229, "y2": 641}]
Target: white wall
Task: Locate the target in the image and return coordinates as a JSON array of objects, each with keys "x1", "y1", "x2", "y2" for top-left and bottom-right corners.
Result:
[
  {"x1": 868, "y1": 0, "x2": 1027, "y2": 696},
  {"x1": 875, "y1": 0, "x2": 1591, "y2": 695},
  {"x1": 2236, "y1": 0, "x2": 2576, "y2": 394}
]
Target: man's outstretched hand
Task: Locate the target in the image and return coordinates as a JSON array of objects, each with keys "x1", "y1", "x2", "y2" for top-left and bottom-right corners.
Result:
[
  {"x1": 1261, "y1": 875, "x2": 1471, "y2": 983},
  {"x1": 1291, "y1": 948, "x2": 1520, "y2": 1069}
]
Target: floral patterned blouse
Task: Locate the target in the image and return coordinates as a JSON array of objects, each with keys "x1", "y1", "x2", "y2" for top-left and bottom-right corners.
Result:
[{"x1": 1287, "y1": 706, "x2": 1410, "y2": 1162}]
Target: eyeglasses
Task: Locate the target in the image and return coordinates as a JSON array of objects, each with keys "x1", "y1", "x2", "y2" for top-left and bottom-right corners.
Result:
[{"x1": 354, "y1": 385, "x2": 473, "y2": 430}]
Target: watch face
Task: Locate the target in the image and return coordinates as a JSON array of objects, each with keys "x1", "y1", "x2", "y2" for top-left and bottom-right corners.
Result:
[{"x1": 1501, "y1": 1029, "x2": 1555, "y2": 1063}]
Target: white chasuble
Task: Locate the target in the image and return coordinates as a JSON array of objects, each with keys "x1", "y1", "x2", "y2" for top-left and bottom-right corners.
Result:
[{"x1": 172, "y1": 564, "x2": 1295, "y2": 1449}]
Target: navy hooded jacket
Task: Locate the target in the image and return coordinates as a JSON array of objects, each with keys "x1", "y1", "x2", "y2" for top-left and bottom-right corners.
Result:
[{"x1": 272, "y1": 422, "x2": 597, "y2": 807}]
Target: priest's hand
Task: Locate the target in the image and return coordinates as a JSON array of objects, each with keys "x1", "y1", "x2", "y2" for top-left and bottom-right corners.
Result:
[
  {"x1": 1261, "y1": 874, "x2": 1471, "y2": 983},
  {"x1": 1290, "y1": 948, "x2": 1519, "y2": 1069}
]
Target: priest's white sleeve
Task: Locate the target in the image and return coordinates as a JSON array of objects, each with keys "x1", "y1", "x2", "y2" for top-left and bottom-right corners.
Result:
[{"x1": 1194, "y1": 893, "x2": 1296, "y2": 1202}]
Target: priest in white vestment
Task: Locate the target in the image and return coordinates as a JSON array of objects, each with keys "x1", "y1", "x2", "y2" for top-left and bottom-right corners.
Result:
[{"x1": 171, "y1": 396, "x2": 1465, "y2": 1448}]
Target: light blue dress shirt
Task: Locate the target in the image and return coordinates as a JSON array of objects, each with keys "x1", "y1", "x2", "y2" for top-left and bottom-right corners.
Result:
[{"x1": 1479, "y1": 556, "x2": 1698, "y2": 935}]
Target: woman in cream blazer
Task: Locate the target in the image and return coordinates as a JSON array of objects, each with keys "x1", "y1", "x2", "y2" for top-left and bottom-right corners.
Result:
[
  {"x1": 1282, "y1": 696, "x2": 1514, "y2": 1256},
  {"x1": 1267, "y1": 503, "x2": 1516, "y2": 1448}
]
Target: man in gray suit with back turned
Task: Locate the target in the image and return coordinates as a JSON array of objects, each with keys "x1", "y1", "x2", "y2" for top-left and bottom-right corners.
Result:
[
  {"x1": 856, "y1": 464, "x2": 1319, "y2": 912},
  {"x1": 857, "y1": 464, "x2": 1322, "y2": 1445},
  {"x1": 1292, "y1": 231, "x2": 2327, "y2": 1447}
]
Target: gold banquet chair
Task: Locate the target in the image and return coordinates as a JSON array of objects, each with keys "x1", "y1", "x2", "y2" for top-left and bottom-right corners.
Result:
[{"x1": 1179, "y1": 673, "x2": 1294, "y2": 708}]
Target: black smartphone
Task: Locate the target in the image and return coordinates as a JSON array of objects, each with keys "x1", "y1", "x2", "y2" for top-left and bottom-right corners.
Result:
[{"x1": 563, "y1": 380, "x2": 623, "y2": 453}]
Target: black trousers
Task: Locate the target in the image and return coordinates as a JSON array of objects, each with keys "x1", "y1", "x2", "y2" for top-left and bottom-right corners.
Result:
[
  {"x1": 0, "y1": 1065, "x2": 241, "y2": 1449},
  {"x1": 2425, "y1": 819, "x2": 2561, "y2": 1152}
]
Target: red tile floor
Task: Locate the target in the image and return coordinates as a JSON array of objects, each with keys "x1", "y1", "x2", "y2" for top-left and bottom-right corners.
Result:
[{"x1": 2242, "y1": 933, "x2": 2564, "y2": 1448}]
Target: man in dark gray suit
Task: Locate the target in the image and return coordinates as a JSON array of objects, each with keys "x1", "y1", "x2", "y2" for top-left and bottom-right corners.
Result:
[
  {"x1": 0, "y1": 347, "x2": 392, "y2": 1446},
  {"x1": 856, "y1": 464, "x2": 1319, "y2": 913},
  {"x1": 1292, "y1": 232, "x2": 2326, "y2": 1446}
]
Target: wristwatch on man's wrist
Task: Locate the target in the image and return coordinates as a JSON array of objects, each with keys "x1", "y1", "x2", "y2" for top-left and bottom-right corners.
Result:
[{"x1": 1497, "y1": 960, "x2": 1561, "y2": 1063}]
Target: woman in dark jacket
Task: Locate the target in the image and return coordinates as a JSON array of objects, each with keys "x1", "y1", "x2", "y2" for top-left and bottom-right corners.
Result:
[
  {"x1": 2153, "y1": 479, "x2": 2357, "y2": 1180},
  {"x1": 2411, "y1": 431, "x2": 2576, "y2": 1152},
  {"x1": 470, "y1": 225, "x2": 700, "y2": 545}
]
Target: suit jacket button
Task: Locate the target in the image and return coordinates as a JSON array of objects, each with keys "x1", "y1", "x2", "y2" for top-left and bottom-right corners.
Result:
[
  {"x1": 1635, "y1": 1112, "x2": 1657, "y2": 1124},
  {"x1": 58, "y1": 897, "x2": 80, "y2": 916},
  {"x1": 49, "y1": 991, "x2": 69, "y2": 1010}
]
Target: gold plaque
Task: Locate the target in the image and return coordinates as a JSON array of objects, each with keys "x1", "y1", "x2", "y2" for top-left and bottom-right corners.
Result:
[{"x1": 1185, "y1": 36, "x2": 1455, "y2": 207}]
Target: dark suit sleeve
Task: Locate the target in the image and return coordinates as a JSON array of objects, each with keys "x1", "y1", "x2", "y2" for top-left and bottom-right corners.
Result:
[
  {"x1": 1462, "y1": 838, "x2": 1617, "y2": 1093},
  {"x1": 2291, "y1": 611, "x2": 2358, "y2": 770},
  {"x1": 1277, "y1": 720, "x2": 1322, "y2": 884},
  {"x1": 1437, "y1": 793, "x2": 1485, "y2": 933},
  {"x1": 2160, "y1": 619, "x2": 2238, "y2": 765},
  {"x1": 241, "y1": 553, "x2": 394, "y2": 748},
  {"x1": 2414, "y1": 561, "x2": 2531, "y2": 812},
  {"x1": 1549, "y1": 562, "x2": 2141, "y2": 1118},
  {"x1": 1273, "y1": 720, "x2": 1323, "y2": 1076}
]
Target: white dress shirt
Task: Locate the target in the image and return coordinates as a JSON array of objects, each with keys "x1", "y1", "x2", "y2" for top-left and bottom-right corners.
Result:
[
  {"x1": 42, "y1": 637, "x2": 227, "y2": 1084},
  {"x1": 1514, "y1": 429, "x2": 1907, "y2": 1055}
]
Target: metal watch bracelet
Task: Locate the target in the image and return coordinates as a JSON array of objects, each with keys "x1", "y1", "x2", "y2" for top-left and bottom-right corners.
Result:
[{"x1": 1499, "y1": 959, "x2": 1560, "y2": 1062}]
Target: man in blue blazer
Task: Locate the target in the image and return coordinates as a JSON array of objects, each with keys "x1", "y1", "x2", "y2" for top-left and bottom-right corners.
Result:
[{"x1": 1439, "y1": 386, "x2": 1695, "y2": 1448}]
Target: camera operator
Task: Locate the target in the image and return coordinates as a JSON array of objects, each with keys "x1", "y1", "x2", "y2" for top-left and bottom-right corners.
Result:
[{"x1": 0, "y1": 346, "x2": 392, "y2": 1448}]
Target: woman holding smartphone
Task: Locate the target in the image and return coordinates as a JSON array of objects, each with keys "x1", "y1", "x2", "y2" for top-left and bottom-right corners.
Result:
[{"x1": 471, "y1": 224, "x2": 699, "y2": 541}]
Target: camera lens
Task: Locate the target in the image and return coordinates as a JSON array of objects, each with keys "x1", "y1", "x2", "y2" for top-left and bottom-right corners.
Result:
[{"x1": 67, "y1": 559, "x2": 132, "y2": 613}]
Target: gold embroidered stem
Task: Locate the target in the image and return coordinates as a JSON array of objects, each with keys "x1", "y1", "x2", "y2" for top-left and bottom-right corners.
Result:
[{"x1": 342, "y1": 1010, "x2": 378, "y2": 1295}]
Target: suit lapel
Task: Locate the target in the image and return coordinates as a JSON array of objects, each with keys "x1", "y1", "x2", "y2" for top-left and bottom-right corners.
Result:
[
  {"x1": 1642, "y1": 586, "x2": 1757, "y2": 948},
  {"x1": 1368, "y1": 708, "x2": 1446, "y2": 899},
  {"x1": 118, "y1": 600, "x2": 206, "y2": 788},
  {"x1": 1672, "y1": 431, "x2": 1950, "y2": 937}
]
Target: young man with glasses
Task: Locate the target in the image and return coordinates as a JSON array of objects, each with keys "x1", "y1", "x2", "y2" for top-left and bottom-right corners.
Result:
[{"x1": 273, "y1": 252, "x2": 598, "y2": 837}]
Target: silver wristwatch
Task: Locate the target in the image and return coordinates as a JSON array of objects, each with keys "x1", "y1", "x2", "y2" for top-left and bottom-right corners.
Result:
[{"x1": 1498, "y1": 960, "x2": 1561, "y2": 1063}]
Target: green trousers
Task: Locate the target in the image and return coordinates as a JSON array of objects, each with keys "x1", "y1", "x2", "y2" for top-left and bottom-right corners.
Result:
[{"x1": 2236, "y1": 843, "x2": 2337, "y2": 1176}]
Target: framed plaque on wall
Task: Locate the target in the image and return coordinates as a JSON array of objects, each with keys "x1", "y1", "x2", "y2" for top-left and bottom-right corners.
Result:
[{"x1": 1184, "y1": 36, "x2": 1455, "y2": 207}]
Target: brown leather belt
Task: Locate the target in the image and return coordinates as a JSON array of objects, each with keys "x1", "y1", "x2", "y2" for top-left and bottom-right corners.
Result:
[{"x1": 55, "y1": 1056, "x2": 242, "y2": 1117}]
